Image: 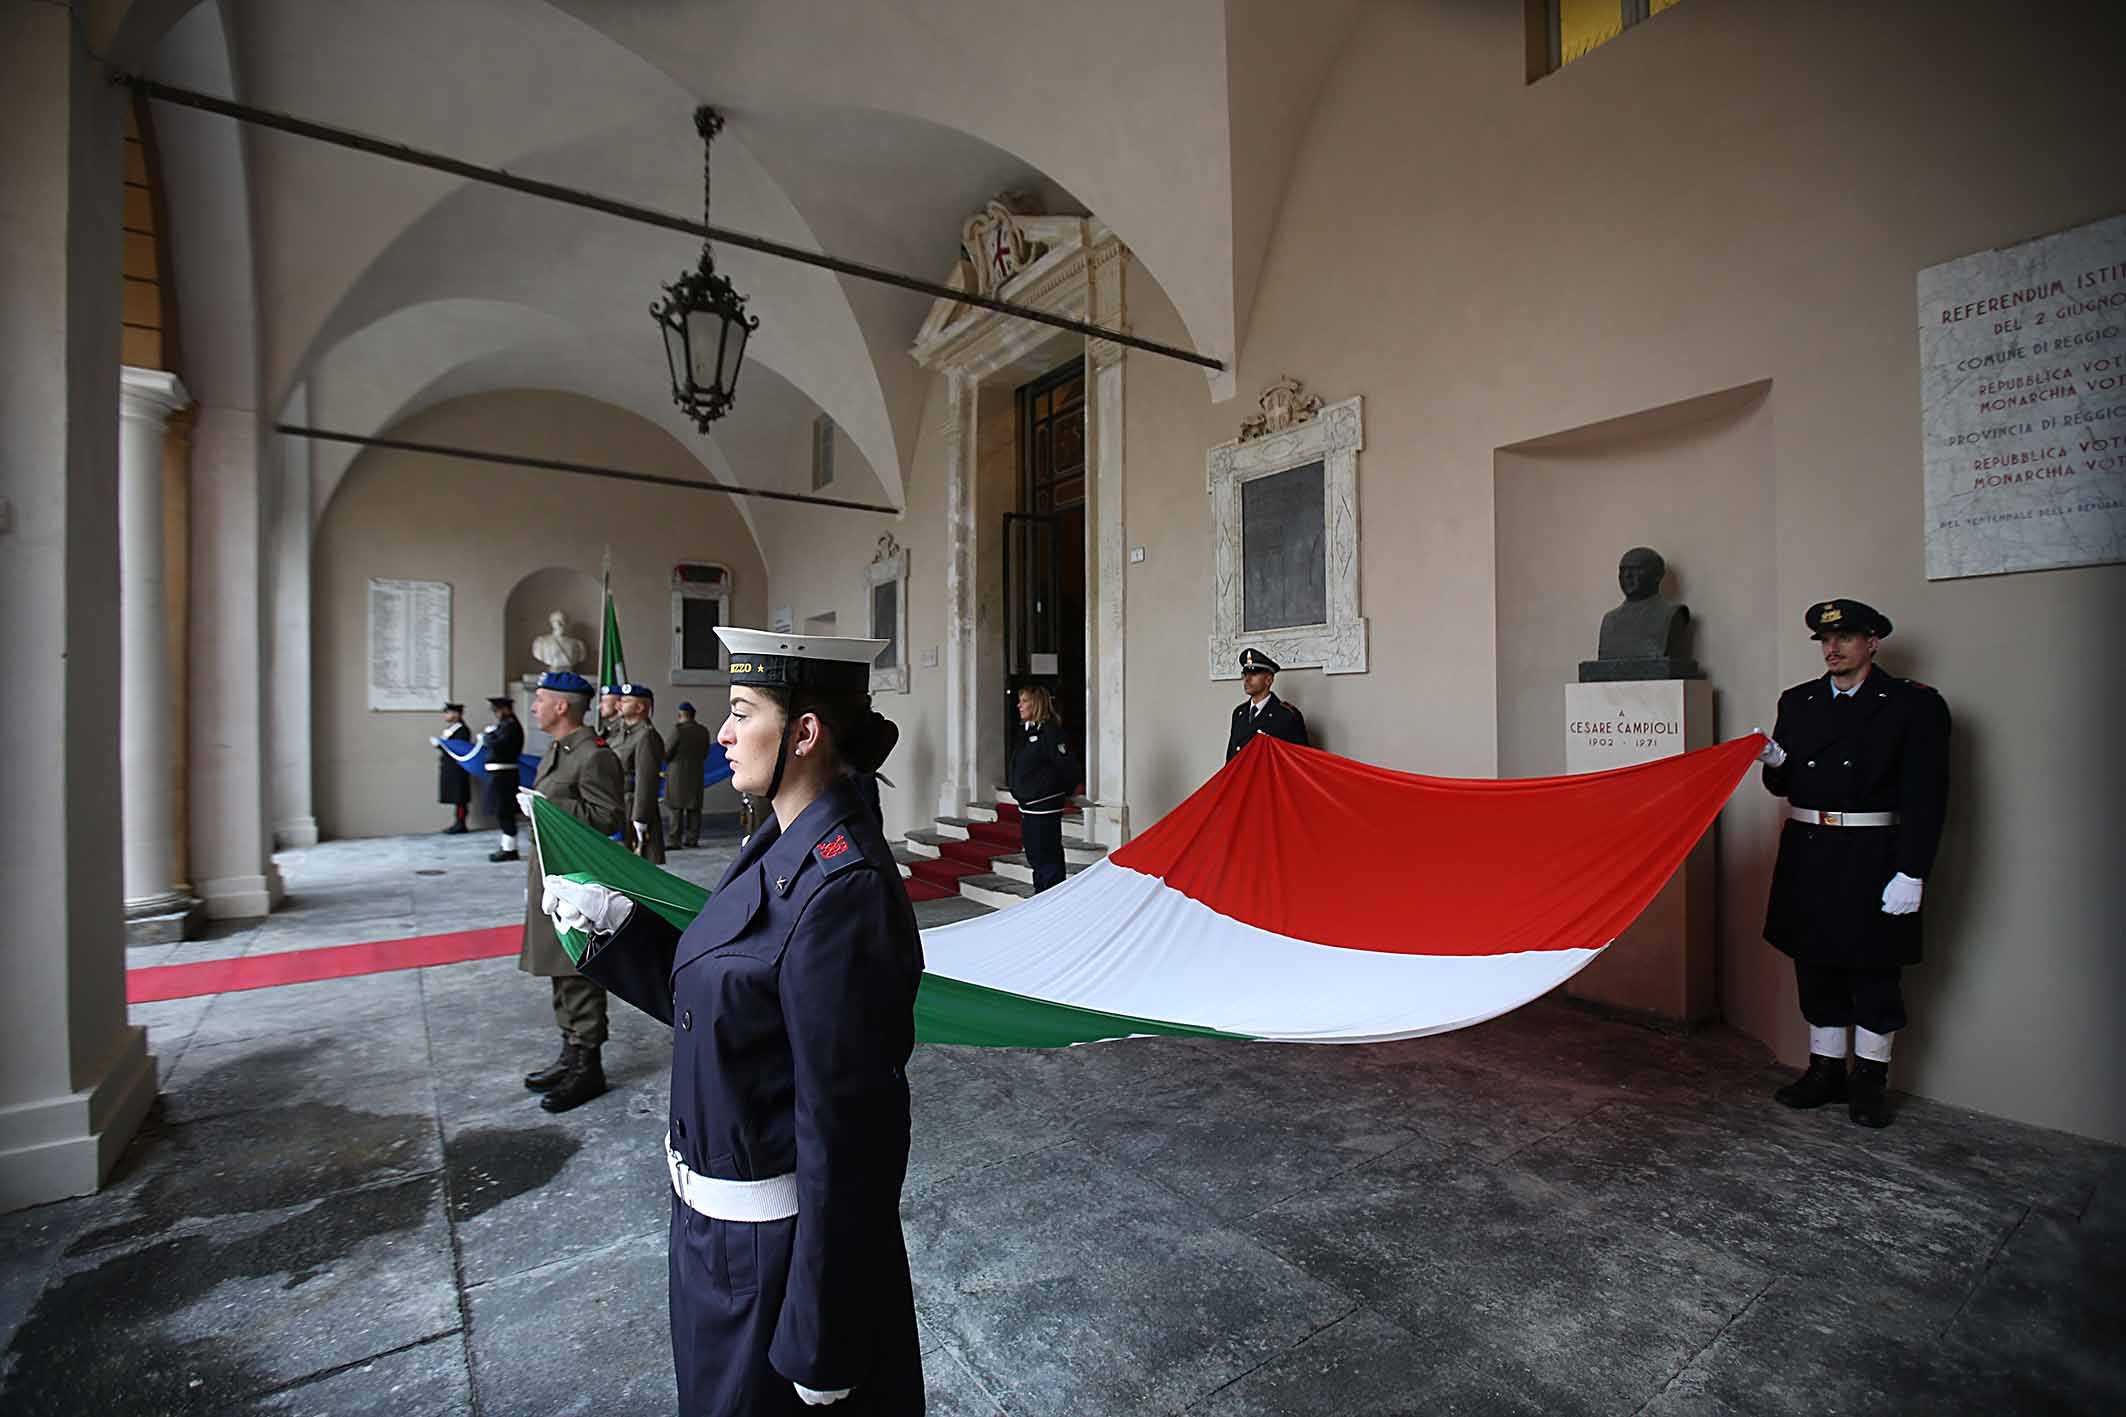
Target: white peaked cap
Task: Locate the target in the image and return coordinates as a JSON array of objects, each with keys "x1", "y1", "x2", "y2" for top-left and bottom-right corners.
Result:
[{"x1": 713, "y1": 627, "x2": 889, "y2": 665}]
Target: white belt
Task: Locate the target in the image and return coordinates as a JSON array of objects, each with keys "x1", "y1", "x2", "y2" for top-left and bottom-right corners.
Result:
[
  {"x1": 1787, "y1": 807, "x2": 1900, "y2": 827},
  {"x1": 665, "y1": 1134, "x2": 798, "y2": 1222}
]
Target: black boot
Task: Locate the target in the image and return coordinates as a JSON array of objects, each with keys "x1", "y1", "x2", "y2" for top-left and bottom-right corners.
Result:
[
  {"x1": 489, "y1": 848, "x2": 520, "y2": 862},
  {"x1": 1848, "y1": 1058, "x2": 1892, "y2": 1128},
  {"x1": 1774, "y1": 1053, "x2": 1848, "y2": 1109},
  {"x1": 524, "y1": 1037, "x2": 577, "y2": 1092},
  {"x1": 442, "y1": 821, "x2": 468, "y2": 835},
  {"x1": 540, "y1": 1046, "x2": 608, "y2": 1113}
]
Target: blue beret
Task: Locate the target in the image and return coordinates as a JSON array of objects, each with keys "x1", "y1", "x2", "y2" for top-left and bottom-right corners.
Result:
[
  {"x1": 537, "y1": 670, "x2": 595, "y2": 695},
  {"x1": 619, "y1": 682, "x2": 654, "y2": 700},
  {"x1": 677, "y1": 701, "x2": 697, "y2": 714},
  {"x1": 600, "y1": 683, "x2": 622, "y2": 696}
]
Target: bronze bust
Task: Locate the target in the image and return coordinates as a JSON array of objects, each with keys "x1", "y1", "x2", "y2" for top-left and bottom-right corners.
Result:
[{"x1": 1580, "y1": 547, "x2": 1702, "y2": 682}]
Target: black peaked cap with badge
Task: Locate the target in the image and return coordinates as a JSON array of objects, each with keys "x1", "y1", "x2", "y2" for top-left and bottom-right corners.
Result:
[
  {"x1": 1806, "y1": 599, "x2": 1892, "y2": 639},
  {"x1": 1762, "y1": 599, "x2": 1948, "y2": 969},
  {"x1": 1239, "y1": 647, "x2": 1282, "y2": 674}
]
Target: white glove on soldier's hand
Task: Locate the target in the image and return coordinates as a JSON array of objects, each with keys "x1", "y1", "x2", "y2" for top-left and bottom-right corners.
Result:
[
  {"x1": 429, "y1": 735, "x2": 442, "y2": 747},
  {"x1": 540, "y1": 876, "x2": 634, "y2": 936},
  {"x1": 1880, "y1": 872, "x2": 1923, "y2": 915},
  {"x1": 633, "y1": 821, "x2": 650, "y2": 844},
  {"x1": 793, "y1": 1384, "x2": 852, "y2": 1407},
  {"x1": 1750, "y1": 729, "x2": 1786, "y2": 768}
]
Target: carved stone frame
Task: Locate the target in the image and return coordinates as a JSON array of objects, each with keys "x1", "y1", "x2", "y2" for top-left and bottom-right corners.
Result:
[
  {"x1": 866, "y1": 538, "x2": 910, "y2": 695},
  {"x1": 1206, "y1": 395, "x2": 1367, "y2": 678}
]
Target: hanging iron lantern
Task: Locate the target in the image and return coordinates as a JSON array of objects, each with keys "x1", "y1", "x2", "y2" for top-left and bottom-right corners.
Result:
[{"x1": 651, "y1": 107, "x2": 758, "y2": 430}]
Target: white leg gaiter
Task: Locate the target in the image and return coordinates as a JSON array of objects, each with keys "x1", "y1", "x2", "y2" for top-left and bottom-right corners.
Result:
[
  {"x1": 1809, "y1": 1025, "x2": 1849, "y2": 1059},
  {"x1": 1854, "y1": 1027, "x2": 1894, "y2": 1063}
]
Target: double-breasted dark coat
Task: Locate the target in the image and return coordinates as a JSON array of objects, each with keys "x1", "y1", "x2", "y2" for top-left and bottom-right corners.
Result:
[
  {"x1": 580, "y1": 777, "x2": 925, "y2": 1415},
  {"x1": 481, "y1": 714, "x2": 525, "y2": 814},
  {"x1": 666, "y1": 718, "x2": 716, "y2": 812},
  {"x1": 519, "y1": 725, "x2": 626, "y2": 978},
  {"x1": 1227, "y1": 691, "x2": 1308, "y2": 761},
  {"x1": 436, "y1": 721, "x2": 473, "y2": 805},
  {"x1": 1761, "y1": 668, "x2": 1951, "y2": 967}
]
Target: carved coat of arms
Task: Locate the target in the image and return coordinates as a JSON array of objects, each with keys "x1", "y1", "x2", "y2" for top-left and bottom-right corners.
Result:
[
  {"x1": 1238, "y1": 375, "x2": 1325, "y2": 442},
  {"x1": 960, "y1": 196, "x2": 1043, "y2": 297}
]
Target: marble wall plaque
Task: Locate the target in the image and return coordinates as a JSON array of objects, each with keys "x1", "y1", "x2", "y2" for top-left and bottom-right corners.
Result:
[
  {"x1": 1920, "y1": 212, "x2": 2126, "y2": 578},
  {"x1": 367, "y1": 578, "x2": 451, "y2": 712}
]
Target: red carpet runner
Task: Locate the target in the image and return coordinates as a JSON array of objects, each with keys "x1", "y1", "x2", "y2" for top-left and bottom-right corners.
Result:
[{"x1": 128, "y1": 925, "x2": 521, "y2": 1003}]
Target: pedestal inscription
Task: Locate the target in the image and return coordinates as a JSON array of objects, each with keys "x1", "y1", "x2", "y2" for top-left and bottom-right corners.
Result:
[{"x1": 1564, "y1": 679, "x2": 1715, "y2": 1023}]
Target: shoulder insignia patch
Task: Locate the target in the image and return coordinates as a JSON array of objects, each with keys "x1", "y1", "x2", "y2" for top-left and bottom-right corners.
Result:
[{"x1": 812, "y1": 831, "x2": 865, "y2": 878}]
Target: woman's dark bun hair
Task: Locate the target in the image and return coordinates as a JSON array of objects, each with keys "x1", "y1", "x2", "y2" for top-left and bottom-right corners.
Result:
[{"x1": 756, "y1": 686, "x2": 897, "y2": 775}]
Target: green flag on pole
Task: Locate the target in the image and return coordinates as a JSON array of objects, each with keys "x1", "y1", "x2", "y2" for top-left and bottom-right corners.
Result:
[{"x1": 597, "y1": 551, "x2": 626, "y2": 689}]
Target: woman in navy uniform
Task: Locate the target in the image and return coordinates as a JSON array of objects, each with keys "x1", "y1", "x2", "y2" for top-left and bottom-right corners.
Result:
[
  {"x1": 540, "y1": 628, "x2": 924, "y2": 1414},
  {"x1": 1008, "y1": 678, "x2": 1074, "y2": 892},
  {"x1": 1755, "y1": 599, "x2": 1950, "y2": 1128},
  {"x1": 1226, "y1": 647, "x2": 1308, "y2": 761}
]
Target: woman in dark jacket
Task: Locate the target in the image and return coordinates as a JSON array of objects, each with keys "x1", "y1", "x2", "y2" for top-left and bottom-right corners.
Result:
[
  {"x1": 540, "y1": 628, "x2": 924, "y2": 1415},
  {"x1": 1007, "y1": 680, "x2": 1074, "y2": 893}
]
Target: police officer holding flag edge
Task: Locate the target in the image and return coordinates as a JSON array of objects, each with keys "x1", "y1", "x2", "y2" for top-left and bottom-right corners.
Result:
[
  {"x1": 1755, "y1": 599, "x2": 1950, "y2": 1129},
  {"x1": 538, "y1": 628, "x2": 924, "y2": 1413}
]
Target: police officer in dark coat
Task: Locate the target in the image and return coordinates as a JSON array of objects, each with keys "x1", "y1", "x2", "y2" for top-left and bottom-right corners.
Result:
[
  {"x1": 431, "y1": 703, "x2": 473, "y2": 833},
  {"x1": 1008, "y1": 678, "x2": 1074, "y2": 892},
  {"x1": 1756, "y1": 599, "x2": 1950, "y2": 1128},
  {"x1": 1226, "y1": 647, "x2": 1309, "y2": 761},
  {"x1": 540, "y1": 627, "x2": 923, "y2": 1415},
  {"x1": 481, "y1": 695, "x2": 526, "y2": 862}
]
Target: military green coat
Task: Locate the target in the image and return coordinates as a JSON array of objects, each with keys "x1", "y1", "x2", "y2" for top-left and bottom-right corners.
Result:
[
  {"x1": 519, "y1": 724, "x2": 626, "y2": 977},
  {"x1": 664, "y1": 719, "x2": 715, "y2": 811}
]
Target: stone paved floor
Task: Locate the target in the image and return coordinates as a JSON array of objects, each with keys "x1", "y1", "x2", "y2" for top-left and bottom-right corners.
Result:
[{"x1": 2, "y1": 832, "x2": 2121, "y2": 1415}]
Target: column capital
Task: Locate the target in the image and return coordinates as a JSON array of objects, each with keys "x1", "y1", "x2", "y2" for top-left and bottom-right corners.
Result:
[{"x1": 119, "y1": 366, "x2": 189, "y2": 426}]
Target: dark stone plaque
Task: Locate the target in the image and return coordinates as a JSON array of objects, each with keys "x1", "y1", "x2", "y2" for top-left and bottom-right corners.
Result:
[{"x1": 1241, "y1": 461, "x2": 1327, "y2": 631}]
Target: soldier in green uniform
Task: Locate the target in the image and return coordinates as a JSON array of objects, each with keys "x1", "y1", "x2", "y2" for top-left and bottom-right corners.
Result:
[
  {"x1": 665, "y1": 700, "x2": 715, "y2": 848},
  {"x1": 617, "y1": 683, "x2": 667, "y2": 864},
  {"x1": 517, "y1": 670, "x2": 627, "y2": 1112}
]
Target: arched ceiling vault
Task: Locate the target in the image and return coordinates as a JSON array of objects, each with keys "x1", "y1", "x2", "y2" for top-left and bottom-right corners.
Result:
[{"x1": 127, "y1": 0, "x2": 1363, "y2": 511}]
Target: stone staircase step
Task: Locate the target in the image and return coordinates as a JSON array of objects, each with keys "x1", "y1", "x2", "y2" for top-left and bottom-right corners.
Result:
[
  {"x1": 958, "y1": 873, "x2": 1036, "y2": 910},
  {"x1": 909, "y1": 857, "x2": 984, "y2": 888},
  {"x1": 1061, "y1": 837, "x2": 1107, "y2": 866},
  {"x1": 988, "y1": 853, "x2": 1091, "y2": 886},
  {"x1": 903, "y1": 876, "x2": 956, "y2": 903}
]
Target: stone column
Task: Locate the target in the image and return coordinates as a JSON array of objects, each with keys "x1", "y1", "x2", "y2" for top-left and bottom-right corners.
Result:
[
  {"x1": 0, "y1": 7, "x2": 157, "y2": 1210},
  {"x1": 119, "y1": 366, "x2": 200, "y2": 934},
  {"x1": 1082, "y1": 239, "x2": 1131, "y2": 847},
  {"x1": 267, "y1": 402, "x2": 318, "y2": 848},
  {"x1": 938, "y1": 371, "x2": 981, "y2": 819}
]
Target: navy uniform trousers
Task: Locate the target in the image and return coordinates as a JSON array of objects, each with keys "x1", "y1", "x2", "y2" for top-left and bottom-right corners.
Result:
[{"x1": 583, "y1": 777, "x2": 925, "y2": 1415}]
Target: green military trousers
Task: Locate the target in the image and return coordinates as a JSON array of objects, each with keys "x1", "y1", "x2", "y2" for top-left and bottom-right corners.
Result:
[{"x1": 552, "y1": 975, "x2": 609, "y2": 1048}]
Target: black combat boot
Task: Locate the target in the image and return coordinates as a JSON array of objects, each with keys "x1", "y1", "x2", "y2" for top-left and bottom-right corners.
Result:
[
  {"x1": 442, "y1": 821, "x2": 468, "y2": 835},
  {"x1": 523, "y1": 1037, "x2": 577, "y2": 1092},
  {"x1": 489, "y1": 848, "x2": 520, "y2": 862},
  {"x1": 539, "y1": 1046, "x2": 608, "y2": 1113},
  {"x1": 1848, "y1": 1058, "x2": 1892, "y2": 1128},
  {"x1": 1774, "y1": 1053, "x2": 1848, "y2": 1109}
]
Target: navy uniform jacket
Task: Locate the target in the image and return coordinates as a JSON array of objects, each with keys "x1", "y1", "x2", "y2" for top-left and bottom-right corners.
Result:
[
  {"x1": 581, "y1": 777, "x2": 925, "y2": 1414},
  {"x1": 1761, "y1": 668, "x2": 1950, "y2": 967},
  {"x1": 1007, "y1": 721, "x2": 1075, "y2": 814},
  {"x1": 480, "y1": 716, "x2": 525, "y2": 805},
  {"x1": 436, "y1": 722, "x2": 473, "y2": 805},
  {"x1": 1227, "y1": 691, "x2": 1308, "y2": 761}
]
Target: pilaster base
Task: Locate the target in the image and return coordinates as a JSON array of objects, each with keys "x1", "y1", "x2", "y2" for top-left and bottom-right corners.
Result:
[
  {"x1": 273, "y1": 816, "x2": 320, "y2": 849},
  {"x1": 0, "y1": 1027, "x2": 157, "y2": 1212},
  {"x1": 200, "y1": 872, "x2": 277, "y2": 920},
  {"x1": 1078, "y1": 800, "x2": 1131, "y2": 850}
]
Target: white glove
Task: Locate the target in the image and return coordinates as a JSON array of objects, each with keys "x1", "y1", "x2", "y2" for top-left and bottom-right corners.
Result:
[
  {"x1": 794, "y1": 1384, "x2": 852, "y2": 1407},
  {"x1": 1750, "y1": 729, "x2": 1786, "y2": 768},
  {"x1": 515, "y1": 787, "x2": 543, "y2": 817},
  {"x1": 633, "y1": 821, "x2": 650, "y2": 844},
  {"x1": 429, "y1": 735, "x2": 442, "y2": 747},
  {"x1": 1880, "y1": 872, "x2": 1923, "y2": 915},
  {"x1": 540, "y1": 876, "x2": 634, "y2": 936}
]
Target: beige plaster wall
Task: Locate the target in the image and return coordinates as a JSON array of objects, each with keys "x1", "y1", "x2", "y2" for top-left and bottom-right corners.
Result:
[
  {"x1": 1115, "y1": 0, "x2": 2124, "y2": 1139},
  {"x1": 313, "y1": 391, "x2": 767, "y2": 838}
]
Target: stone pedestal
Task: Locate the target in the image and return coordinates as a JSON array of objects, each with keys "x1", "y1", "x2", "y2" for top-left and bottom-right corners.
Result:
[{"x1": 1564, "y1": 678, "x2": 1716, "y2": 1023}]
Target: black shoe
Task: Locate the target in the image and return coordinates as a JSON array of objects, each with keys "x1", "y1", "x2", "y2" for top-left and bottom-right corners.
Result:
[
  {"x1": 1848, "y1": 1059, "x2": 1892, "y2": 1128},
  {"x1": 524, "y1": 1038, "x2": 577, "y2": 1092},
  {"x1": 489, "y1": 849, "x2": 520, "y2": 862},
  {"x1": 442, "y1": 822, "x2": 469, "y2": 835},
  {"x1": 540, "y1": 1047, "x2": 608, "y2": 1113},
  {"x1": 1774, "y1": 1054, "x2": 1848, "y2": 1109}
]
